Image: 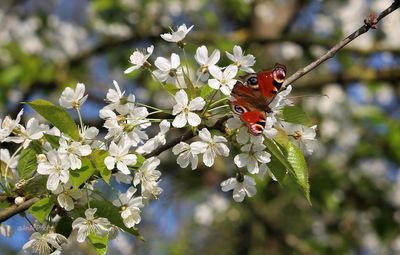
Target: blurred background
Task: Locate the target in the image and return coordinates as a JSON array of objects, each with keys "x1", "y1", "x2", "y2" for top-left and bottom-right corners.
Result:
[{"x1": 1, "y1": 0, "x2": 400, "y2": 254}]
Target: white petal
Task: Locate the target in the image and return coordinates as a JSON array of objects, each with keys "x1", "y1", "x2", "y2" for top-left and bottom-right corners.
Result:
[
  {"x1": 208, "y1": 79, "x2": 221, "y2": 90},
  {"x1": 174, "y1": 90, "x2": 189, "y2": 107},
  {"x1": 234, "y1": 153, "x2": 248, "y2": 168},
  {"x1": 172, "y1": 113, "x2": 187, "y2": 128},
  {"x1": 117, "y1": 161, "x2": 131, "y2": 175},
  {"x1": 198, "y1": 128, "x2": 212, "y2": 142},
  {"x1": 203, "y1": 148, "x2": 216, "y2": 167},
  {"x1": 208, "y1": 65, "x2": 222, "y2": 80},
  {"x1": 104, "y1": 156, "x2": 116, "y2": 170},
  {"x1": 188, "y1": 97, "x2": 205, "y2": 111},
  {"x1": 170, "y1": 53, "x2": 181, "y2": 68},
  {"x1": 154, "y1": 57, "x2": 171, "y2": 71},
  {"x1": 190, "y1": 141, "x2": 208, "y2": 154},
  {"x1": 187, "y1": 112, "x2": 201, "y2": 127}
]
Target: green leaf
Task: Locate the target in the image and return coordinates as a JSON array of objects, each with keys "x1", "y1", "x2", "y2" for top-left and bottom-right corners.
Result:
[
  {"x1": 136, "y1": 154, "x2": 146, "y2": 166},
  {"x1": 282, "y1": 106, "x2": 311, "y2": 126},
  {"x1": 264, "y1": 138, "x2": 291, "y2": 171},
  {"x1": 17, "y1": 146, "x2": 37, "y2": 179},
  {"x1": 70, "y1": 158, "x2": 95, "y2": 189},
  {"x1": 43, "y1": 134, "x2": 60, "y2": 149},
  {"x1": 267, "y1": 154, "x2": 288, "y2": 183},
  {"x1": 88, "y1": 233, "x2": 108, "y2": 255},
  {"x1": 91, "y1": 200, "x2": 141, "y2": 237},
  {"x1": 266, "y1": 128, "x2": 311, "y2": 204},
  {"x1": 26, "y1": 99, "x2": 79, "y2": 140},
  {"x1": 200, "y1": 85, "x2": 214, "y2": 99},
  {"x1": 55, "y1": 216, "x2": 73, "y2": 237},
  {"x1": 92, "y1": 150, "x2": 110, "y2": 184},
  {"x1": 287, "y1": 142, "x2": 311, "y2": 204},
  {"x1": 28, "y1": 197, "x2": 54, "y2": 223}
]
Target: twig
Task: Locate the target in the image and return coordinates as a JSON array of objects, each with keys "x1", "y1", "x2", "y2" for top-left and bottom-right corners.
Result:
[
  {"x1": 0, "y1": 197, "x2": 39, "y2": 223},
  {"x1": 283, "y1": 0, "x2": 400, "y2": 87}
]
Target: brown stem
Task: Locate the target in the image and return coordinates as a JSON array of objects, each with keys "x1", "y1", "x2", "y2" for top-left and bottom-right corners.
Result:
[
  {"x1": 283, "y1": 0, "x2": 400, "y2": 87},
  {"x1": 0, "y1": 197, "x2": 39, "y2": 223}
]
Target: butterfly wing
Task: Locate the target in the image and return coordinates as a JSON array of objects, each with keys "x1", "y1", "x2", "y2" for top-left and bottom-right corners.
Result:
[
  {"x1": 229, "y1": 63, "x2": 287, "y2": 136},
  {"x1": 229, "y1": 82, "x2": 267, "y2": 136},
  {"x1": 257, "y1": 63, "x2": 287, "y2": 102}
]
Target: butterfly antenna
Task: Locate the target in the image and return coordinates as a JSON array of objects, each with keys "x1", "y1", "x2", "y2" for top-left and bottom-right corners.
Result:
[{"x1": 287, "y1": 94, "x2": 329, "y2": 100}]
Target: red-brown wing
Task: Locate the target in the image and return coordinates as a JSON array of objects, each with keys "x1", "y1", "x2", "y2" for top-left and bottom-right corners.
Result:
[
  {"x1": 229, "y1": 82, "x2": 266, "y2": 136},
  {"x1": 257, "y1": 63, "x2": 287, "y2": 102}
]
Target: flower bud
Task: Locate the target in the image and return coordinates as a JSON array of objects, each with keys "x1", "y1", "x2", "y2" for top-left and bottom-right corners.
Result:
[
  {"x1": 37, "y1": 154, "x2": 47, "y2": 163},
  {"x1": 14, "y1": 196, "x2": 25, "y2": 205},
  {"x1": 15, "y1": 179, "x2": 26, "y2": 190}
]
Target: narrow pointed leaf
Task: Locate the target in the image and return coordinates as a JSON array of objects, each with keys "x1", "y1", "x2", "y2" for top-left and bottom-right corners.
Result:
[
  {"x1": 28, "y1": 197, "x2": 54, "y2": 223},
  {"x1": 88, "y1": 233, "x2": 108, "y2": 255},
  {"x1": 91, "y1": 150, "x2": 110, "y2": 184},
  {"x1": 17, "y1": 146, "x2": 37, "y2": 179},
  {"x1": 70, "y1": 158, "x2": 95, "y2": 189}
]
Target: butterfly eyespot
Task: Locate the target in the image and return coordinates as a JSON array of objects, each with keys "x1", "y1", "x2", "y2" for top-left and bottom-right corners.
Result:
[
  {"x1": 273, "y1": 68, "x2": 286, "y2": 84},
  {"x1": 234, "y1": 105, "x2": 246, "y2": 114},
  {"x1": 251, "y1": 124, "x2": 264, "y2": 135},
  {"x1": 247, "y1": 77, "x2": 258, "y2": 87}
]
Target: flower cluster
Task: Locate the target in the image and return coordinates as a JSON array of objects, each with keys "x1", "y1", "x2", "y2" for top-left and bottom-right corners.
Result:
[{"x1": 0, "y1": 22, "x2": 317, "y2": 254}]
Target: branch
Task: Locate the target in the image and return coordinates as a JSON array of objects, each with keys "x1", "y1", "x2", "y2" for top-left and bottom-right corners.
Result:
[
  {"x1": 283, "y1": 0, "x2": 400, "y2": 87},
  {"x1": 0, "y1": 197, "x2": 39, "y2": 223},
  {"x1": 294, "y1": 67, "x2": 400, "y2": 91}
]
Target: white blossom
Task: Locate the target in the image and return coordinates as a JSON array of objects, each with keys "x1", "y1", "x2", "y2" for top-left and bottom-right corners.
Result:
[
  {"x1": 191, "y1": 128, "x2": 230, "y2": 167},
  {"x1": 112, "y1": 187, "x2": 144, "y2": 228},
  {"x1": 172, "y1": 90, "x2": 205, "y2": 128},
  {"x1": 22, "y1": 232, "x2": 67, "y2": 255},
  {"x1": 153, "y1": 53, "x2": 185, "y2": 88},
  {"x1": 4, "y1": 118, "x2": 43, "y2": 147},
  {"x1": 268, "y1": 85, "x2": 293, "y2": 114},
  {"x1": 226, "y1": 45, "x2": 256, "y2": 73},
  {"x1": 103, "y1": 81, "x2": 136, "y2": 115},
  {"x1": 53, "y1": 182, "x2": 82, "y2": 211},
  {"x1": 234, "y1": 138, "x2": 271, "y2": 174},
  {"x1": 79, "y1": 126, "x2": 100, "y2": 148},
  {"x1": 160, "y1": 24, "x2": 194, "y2": 43},
  {"x1": 72, "y1": 208, "x2": 110, "y2": 243},
  {"x1": 282, "y1": 122, "x2": 318, "y2": 155},
  {"x1": 58, "y1": 138, "x2": 91, "y2": 170},
  {"x1": 0, "y1": 109, "x2": 23, "y2": 142},
  {"x1": 172, "y1": 142, "x2": 198, "y2": 170},
  {"x1": 37, "y1": 150, "x2": 70, "y2": 191},
  {"x1": 221, "y1": 175, "x2": 257, "y2": 202},
  {"x1": 59, "y1": 82, "x2": 88, "y2": 109},
  {"x1": 208, "y1": 65, "x2": 238, "y2": 95},
  {"x1": 124, "y1": 45, "x2": 154, "y2": 74},
  {"x1": 104, "y1": 140, "x2": 137, "y2": 175},
  {"x1": 133, "y1": 157, "x2": 163, "y2": 198},
  {"x1": 137, "y1": 120, "x2": 170, "y2": 154},
  {"x1": 194, "y1": 45, "x2": 220, "y2": 81}
]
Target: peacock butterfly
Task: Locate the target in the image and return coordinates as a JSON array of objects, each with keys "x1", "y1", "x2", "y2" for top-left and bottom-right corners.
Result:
[{"x1": 229, "y1": 63, "x2": 287, "y2": 136}]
